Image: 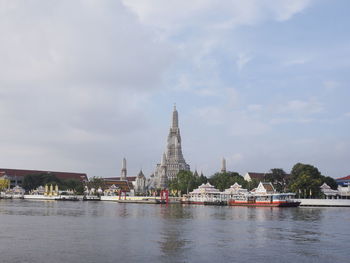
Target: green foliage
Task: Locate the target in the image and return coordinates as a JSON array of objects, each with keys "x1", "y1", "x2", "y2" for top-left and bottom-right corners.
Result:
[
  {"x1": 289, "y1": 163, "x2": 323, "y2": 197},
  {"x1": 61, "y1": 179, "x2": 84, "y2": 194},
  {"x1": 22, "y1": 173, "x2": 61, "y2": 191},
  {"x1": 209, "y1": 172, "x2": 246, "y2": 191},
  {"x1": 169, "y1": 171, "x2": 204, "y2": 195},
  {"x1": 86, "y1": 177, "x2": 106, "y2": 191},
  {"x1": 322, "y1": 176, "x2": 338, "y2": 190},
  {"x1": 198, "y1": 174, "x2": 207, "y2": 184},
  {"x1": 265, "y1": 168, "x2": 289, "y2": 192},
  {"x1": 247, "y1": 178, "x2": 259, "y2": 191},
  {"x1": 0, "y1": 178, "x2": 10, "y2": 190},
  {"x1": 22, "y1": 173, "x2": 84, "y2": 194}
]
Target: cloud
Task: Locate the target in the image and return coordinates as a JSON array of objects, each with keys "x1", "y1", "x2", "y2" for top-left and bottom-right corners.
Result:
[
  {"x1": 230, "y1": 153, "x2": 243, "y2": 163},
  {"x1": 192, "y1": 105, "x2": 270, "y2": 136},
  {"x1": 267, "y1": 98, "x2": 324, "y2": 125},
  {"x1": 247, "y1": 104, "x2": 263, "y2": 112},
  {"x1": 270, "y1": 117, "x2": 314, "y2": 125},
  {"x1": 284, "y1": 58, "x2": 309, "y2": 66},
  {"x1": 0, "y1": 0, "x2": 174, "y2": 176},
  {"x1": 280, "y1": 99, "x2": 324, "y2": 114},
  {"x1": 4, "y1": 0, "x2": 341, "y2": 180},
  {"x1": 122, "y1": 0, "x2": 312, "y2": 34},
  {"x1": 236, "y1": 53, "x2": 252, "y2": 71},
  {"x1": 192, "y1": 106, "x2": 225, "y2": 125},
  {"x1": 323, "y1": 81, "x2": 339, "y2": 91}
]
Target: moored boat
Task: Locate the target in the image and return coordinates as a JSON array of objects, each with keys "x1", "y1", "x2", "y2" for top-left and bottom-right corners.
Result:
[
  {"x1": 227, "y1": 182, "x2": 300, "y2": 207},
  {"x1": 117, "y1": 198, "x2": 162, "y2": 204},
  {"x1": 181, "y1": 181, "x2": 300, "y2": 207},
  {"x1": 83, "y1": 195, "x2": 101, "y2": 201},
  {"x1": 227, "y1": 193, "x2": 300, "y2": 207}
]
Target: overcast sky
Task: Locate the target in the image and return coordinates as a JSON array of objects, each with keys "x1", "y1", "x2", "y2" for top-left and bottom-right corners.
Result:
[{"x1": 0, "y1": 0, "x2": 349, "y2": 179}]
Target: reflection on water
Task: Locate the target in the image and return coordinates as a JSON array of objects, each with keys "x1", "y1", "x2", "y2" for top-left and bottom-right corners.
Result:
[
  {"x1": 0, "y1": 200, "x2": 349, "y2": 263},
  {"x1": 158, "y1": 205, "x2": 191, "y2": 262}
]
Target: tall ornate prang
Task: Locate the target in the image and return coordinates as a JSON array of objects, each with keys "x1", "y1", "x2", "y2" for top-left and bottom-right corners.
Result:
[
  {"x1": 152, "y1": 105, "x2": 190, "y2": 188},
  {"x1": 164, "y1": 105, "x2": 190, "y2": 181}
]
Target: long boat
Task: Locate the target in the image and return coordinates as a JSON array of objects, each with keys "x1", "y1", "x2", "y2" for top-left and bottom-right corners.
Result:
[
  {"x1": 117, "y1": 198, "x2": 163, "y2": 204},
  {"x1": 227, "y1": 193, "x2": 300, "y2": 207}
]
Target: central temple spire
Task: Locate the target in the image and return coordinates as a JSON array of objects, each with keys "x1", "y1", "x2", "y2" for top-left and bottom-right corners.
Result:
[
  {"x1": 151, "y1": 105, "x2": 191, "y2": 188},
  {"x1": 172, "y1": 103, "x2": 178, "y2": 129}
]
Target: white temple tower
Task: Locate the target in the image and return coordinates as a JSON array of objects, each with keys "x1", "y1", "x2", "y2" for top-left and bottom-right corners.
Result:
[
  {"x1": 159, "y1": 153, "x2": 168, "y2": 189},
  {"x1": 164, "y1": 105, "x2": 190, "y2": 181},
  {"x1": 221, "y1": 157, "x2": 226, "y2": 173},
  {"x1": 152, "y1": 105, "x2": 190, "y2": 188},
  {"x1": 120, "y1": 157, "x2": 127, "y2": 180}
]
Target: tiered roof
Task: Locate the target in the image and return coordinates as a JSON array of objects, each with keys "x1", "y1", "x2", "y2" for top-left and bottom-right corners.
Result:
[
  {"x1": 255, "y1": 182, "x2": 275, "y2": 194},
  {"x1": 190, "y1": 183, "x2": 221, "y2": 194},
  {"x1": 223, "y1": 183, "x2": 248, "y2": 194}
]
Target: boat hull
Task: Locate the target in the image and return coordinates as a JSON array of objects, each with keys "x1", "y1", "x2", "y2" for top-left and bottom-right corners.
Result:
[
  {"x1": 180, "y1": 200, "x2": 227, "y2": 206},
  {"x1": 180, "y1": 201, "x2": 205, "y2": 205},
  {"x1": 117, "y1": 199, "x2": 162, "y2": 204},
  {"x1": 228, "y1": 201, "x2": 300, "y2": 207}
]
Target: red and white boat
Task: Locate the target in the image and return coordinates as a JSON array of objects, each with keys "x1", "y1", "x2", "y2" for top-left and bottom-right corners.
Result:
[
  {"x1": 227, "y1": 193, "x2": 300, "y2": 207},
  {"x1": 226, "y1": 182, "x2": 300, "y2": 207},
  {"x1": 181, "y1": 182, "x2": 300, "y2": 207}
]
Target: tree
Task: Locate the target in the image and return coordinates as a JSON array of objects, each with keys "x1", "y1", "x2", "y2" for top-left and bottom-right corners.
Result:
[
  {"x1": 0, "y1": 178, "x2": 10, "y2": 191},
  {"x1": 198, "y1": 173, "x2": 208, "y2": 184},
  {"x1": 22, "y1": 173, "x2": 62, "y2": 191},
  {"x1": 322, "y1": 176, "x2": 338, "y2": 190},
  {"x1": 289, "y1": 163, "x2": 323, "y2": 198},
  {"x1": 265, "y1": 168, "x2": 289, "y2": 192},
  {"x1": 291, "y1": 163, "x2": 324, "y2": 182},
  {"x1": 247, "y1": 178, "x2": 259, "y2": 191},
  {"x1": 209, "y1": 172, "x2": 247, "y2": 191},
  {"x1": 169, "y1": 171, "x2": 200, "y2": 195},
  {"x1": 86, "y1": 177, "x2": 106, "y2": 191},
  {"x1": 62, "y1": 179, "x2": 84, "y2": 194}
]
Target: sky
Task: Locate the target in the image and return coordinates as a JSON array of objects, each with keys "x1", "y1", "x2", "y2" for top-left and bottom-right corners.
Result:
[{"x1": 0, "y1": 0, "x2": 349, "y2": 179}]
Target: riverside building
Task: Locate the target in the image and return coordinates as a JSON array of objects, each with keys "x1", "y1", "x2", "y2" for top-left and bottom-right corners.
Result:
[{"x1": 0, "y1": 168, "x2": 87, "y2": 188}]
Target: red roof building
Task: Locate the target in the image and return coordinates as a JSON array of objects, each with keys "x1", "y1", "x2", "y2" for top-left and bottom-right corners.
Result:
[
  {"x1": 244, "y1": 172, "x2": 266, "y2": 182},
  {"x1": 102, "y1": 177, "x2": 135, "y2": 191},
  {"x1": 0, "y1": 168, "x2": 88, "y2": 187},
  {"x1": 335, "y1": 175, "x2": 350, "y2": 186}
]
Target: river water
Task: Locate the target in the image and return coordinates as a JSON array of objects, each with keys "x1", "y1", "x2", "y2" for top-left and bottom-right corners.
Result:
[{"x1": 0, "y1": 200, "x2": 349, "y2": 263}]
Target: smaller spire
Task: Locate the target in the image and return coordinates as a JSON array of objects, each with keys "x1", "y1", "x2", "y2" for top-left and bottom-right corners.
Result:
[
  {"x1": 121, "y1": 157, "x2": 127, "y2": 180},
  {"x1": 221, "y1": 157, "x2": 226, "y2": 173},
  {"x1": 161, "y1": 152, "x2": 167, "y2": 166},
  {"x1": 122, "y1": 157, "x2": 126, "y2": 169},
  {"x1": 138, "y1": 169, "x2": 144, "y2": 177}
]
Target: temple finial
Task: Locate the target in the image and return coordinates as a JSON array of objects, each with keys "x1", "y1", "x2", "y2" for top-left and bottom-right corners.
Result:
[{"x1": 172, "y1": 104, "x2": 178, "y2": 128}]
